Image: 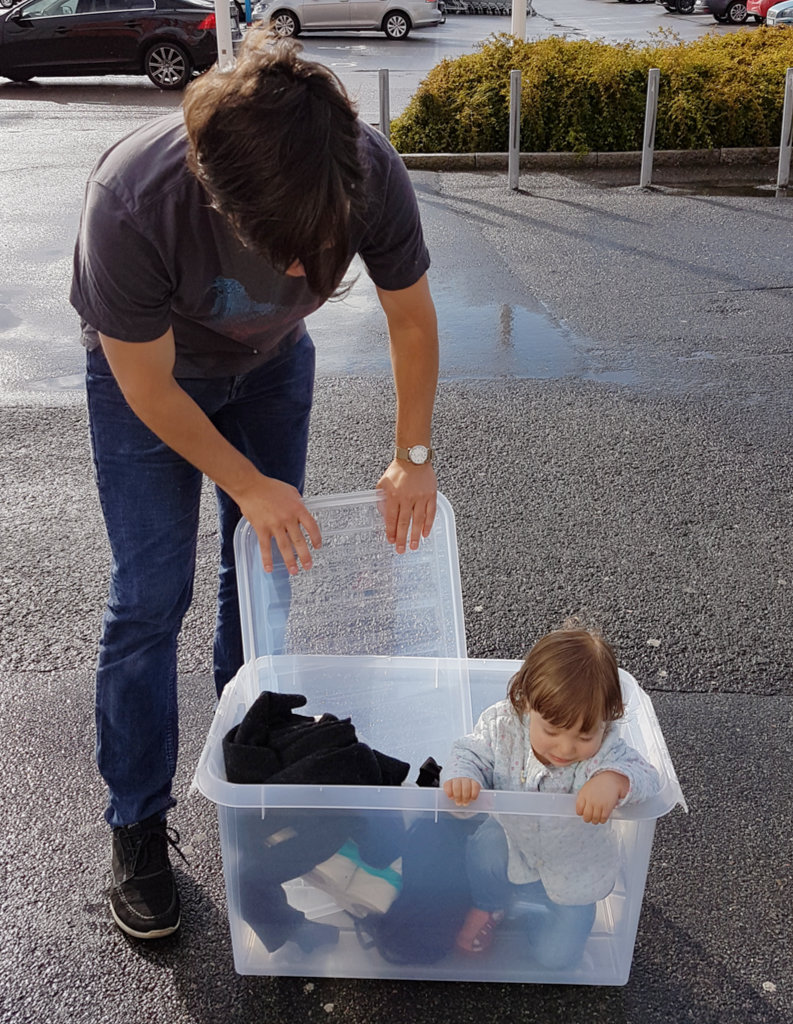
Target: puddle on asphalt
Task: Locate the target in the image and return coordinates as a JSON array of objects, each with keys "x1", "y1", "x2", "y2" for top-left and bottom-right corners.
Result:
[
  {"x1": 434, "y1": 296, "x2": 635, "y2": 385},
  {"x1": 25, "y1": 372, "x2": 85, "y2": 392},
  {"x1": 308, "y1": 264, "x2": 633, "y2": 384},
  {"x1": 0, "y1": 307, "x2": 22, "y2": 332},
  {"x1": 22, "y1": 289, "x2": 635, "y2": 392}
]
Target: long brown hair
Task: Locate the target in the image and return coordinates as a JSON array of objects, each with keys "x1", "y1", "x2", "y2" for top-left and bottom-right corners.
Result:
[
  {"x1": 183, "y1": 28, "x2": 366, "y2": 300},
  {"x1": 508, "y1": 627, "x2": 623, "y2": 732}
]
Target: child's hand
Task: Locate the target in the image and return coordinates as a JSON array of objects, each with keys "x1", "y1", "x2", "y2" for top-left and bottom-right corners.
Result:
[
  {"x1": 576, "y1": 771, "x2": 630, "y2": 825},
  {"x1": 443, "y1": 777, "x2": 481, "y2": 806}
]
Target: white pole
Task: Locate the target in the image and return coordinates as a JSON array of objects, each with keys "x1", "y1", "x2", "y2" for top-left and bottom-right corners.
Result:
[
  {"x1": 214, "y1": 0, "x2": 234, "y2": 70},
  {"x1": 511, "y1": 0, "x2": 526, "y2": 42},
  {"x1": 508, "y1": 69, "x2": 521, "y2": 191},
  {"x1": 776, "y1": 67, "x2": 793, "y2": 192},
  {"x1": 379, "y1": 68, "x2": 391, "y2": 141},
  {"x1": 639, "y1": 68, "x2": 660, "y2": 189}
]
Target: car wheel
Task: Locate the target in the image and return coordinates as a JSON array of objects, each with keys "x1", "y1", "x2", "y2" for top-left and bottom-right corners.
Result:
[
  {"x1": 144, "y1": 41, "x2": 192, "y2": 90},
  {"x1": 271, "y1": 10, "x2": 299, "y2": 35},
  {"x1": 675, "y1": 0, "x2": 695, "y2": 12},
  {"x1": 724, "y1": 0, "x2": 748, "y2": 20},
  {"x1": 383, "y1": 11, "x2": 410, "y2": 38}
]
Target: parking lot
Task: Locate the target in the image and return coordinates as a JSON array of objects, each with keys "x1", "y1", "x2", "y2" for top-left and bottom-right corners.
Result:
[
  {"x1": 1, "y1": 0, "x2": 756, "y2": 123},
  {"x1": 1, "y1": 2, "x2": 792, "y2": 1023}
]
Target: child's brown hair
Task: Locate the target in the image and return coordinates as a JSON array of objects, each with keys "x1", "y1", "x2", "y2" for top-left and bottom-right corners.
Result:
[{"x1": 508, "y1": 627, "x2": 624, "y2": 732}]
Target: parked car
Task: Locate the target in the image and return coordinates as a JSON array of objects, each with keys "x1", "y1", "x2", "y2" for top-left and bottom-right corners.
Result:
[
  {"x1": 692, "y1": 0, "x2": 749, "y2": 21},
  {"x1": 251, "y1": 0, "x2": 444, "y2": 39},
  {"x1": 766, "y1": 0, "x2": 793, "y2": 22},
  {"x1": 747, "y1": 0, "x2": 786, "y2": 18},
  {"x1": 0, "y1": 0, "x2": 241, "y2": 89},
  {"x1": 656, "y1": 0, "x2": 698, "y2": 13}
]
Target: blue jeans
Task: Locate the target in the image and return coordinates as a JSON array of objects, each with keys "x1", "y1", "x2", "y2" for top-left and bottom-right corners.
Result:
[
  {"x1": 466, "y1": 817, "x2": 596, "y2": 969},
  {"x1": 86, "y1": 334, "x2": 315, "y2": 828}
]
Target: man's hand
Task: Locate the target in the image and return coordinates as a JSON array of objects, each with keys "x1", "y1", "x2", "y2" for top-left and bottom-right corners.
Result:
[
  {"x1": 575, "y1": 771, "x2": 630, "y2": 825},
  {"x1": 443, "y1": 776, "x2": 482, "y2": 806},
  {"x1": 377, "y1": 460, "x2": 437, "y2": 553},
  {"x1": 235, "y1": 476, "x2": 322, "y2": 576}
]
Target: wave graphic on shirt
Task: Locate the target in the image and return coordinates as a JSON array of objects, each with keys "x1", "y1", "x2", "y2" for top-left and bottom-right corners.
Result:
[{"x1": 210, "y1": 276, "x2": 281, "y2": 329}]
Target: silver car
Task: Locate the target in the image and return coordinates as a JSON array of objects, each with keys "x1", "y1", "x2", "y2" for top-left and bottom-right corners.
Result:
[
  {"x1": 251, "y1": 0, "x2": 443, "y2": 39},
  {"x1": 766, "y1": 0, "x2": 793, "y2": 21}
]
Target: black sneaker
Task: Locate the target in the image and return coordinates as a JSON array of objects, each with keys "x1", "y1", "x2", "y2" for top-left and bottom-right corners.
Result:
[{"x1": 109, "y1": 814, "x2": 185, "y2": 939}]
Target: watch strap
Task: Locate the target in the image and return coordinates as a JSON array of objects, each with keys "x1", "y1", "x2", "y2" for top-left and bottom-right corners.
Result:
[{"x1": 395, "y1": 445, "x2": 434, "y2": 465}]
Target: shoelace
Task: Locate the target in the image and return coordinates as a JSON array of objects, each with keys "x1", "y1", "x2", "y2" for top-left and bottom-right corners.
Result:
[{"x1": 123, "y1": 821, "x2": 189, "y2": 878}]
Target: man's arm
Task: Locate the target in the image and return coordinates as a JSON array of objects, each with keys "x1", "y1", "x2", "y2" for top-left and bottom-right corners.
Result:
[
  {"x1": 375, "y1": 273, "x2": 439, "y2": 553},
  {"x1": 99, "y1": 329, "x2": 321, "y2": 575}
]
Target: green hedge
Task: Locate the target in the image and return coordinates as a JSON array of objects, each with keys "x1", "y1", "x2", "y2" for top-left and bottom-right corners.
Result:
[{"x1": 390, "y1": 29, "x2": 793, "y2": 154}]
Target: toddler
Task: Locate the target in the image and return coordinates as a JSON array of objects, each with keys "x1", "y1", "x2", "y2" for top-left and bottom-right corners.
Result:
[{"x1": 442, "y1": 626, "x2": 660, "y2": 966}]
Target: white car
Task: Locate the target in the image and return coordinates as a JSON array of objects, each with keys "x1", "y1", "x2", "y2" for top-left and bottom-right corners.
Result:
[
  {"x1": 766, "y1": 0, "x2": 793, "y2": 22},
  {"x1": 252, "y1": 0, "x2": 444, "y2": 38}
]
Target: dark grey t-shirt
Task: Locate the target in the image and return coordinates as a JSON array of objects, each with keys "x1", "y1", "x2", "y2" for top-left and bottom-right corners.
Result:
[{"x1": 70, "y1": 112, "x2": 430, "y2": 378}]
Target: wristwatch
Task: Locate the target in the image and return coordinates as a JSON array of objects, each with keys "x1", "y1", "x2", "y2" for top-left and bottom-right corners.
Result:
[{"x1": 395, "y1": 444, "x2": 434, "y2": 466}]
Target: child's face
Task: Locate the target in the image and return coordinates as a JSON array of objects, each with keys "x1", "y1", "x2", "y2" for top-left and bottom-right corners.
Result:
[{"x1": 528, "y1": 709, "x2": 607, "y2": 767}]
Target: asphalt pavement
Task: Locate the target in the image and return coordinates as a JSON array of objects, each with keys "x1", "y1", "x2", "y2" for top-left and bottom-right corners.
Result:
[
  {"x1": 2, "y1": 7, "x2": 793, "y2": 1024},
  {"x1": 2, "y1": 163, "x2": 792, "y2": 1024}
]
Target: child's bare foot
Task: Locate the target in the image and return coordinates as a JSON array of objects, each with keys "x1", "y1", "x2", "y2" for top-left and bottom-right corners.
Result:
[{"x1": 455, "y1": 908, "x2": 505, "y2": 954}]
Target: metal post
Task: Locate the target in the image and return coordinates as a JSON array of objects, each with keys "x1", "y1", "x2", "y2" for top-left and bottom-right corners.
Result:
[
  {"x1": 508, "y1": 69, "x2": 521, "y2": 191},
  {"x1": 639, "y1": 68, "x2": 660, "y2": 189},
  {"x1": 213, "y1": 0, "x2": 234, "y2": 70},
  {"x1": 511, "y1": 0, "x2": 526, "y2": 42},
  {"x1": 379, "y1": 68, "x2": 391, "y2": 142},
  {"x1": 776, "y1": 67, "x2": 793, "y2": 192}
]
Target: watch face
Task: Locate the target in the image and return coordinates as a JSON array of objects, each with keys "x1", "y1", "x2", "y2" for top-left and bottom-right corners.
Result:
[{"x1": 409, "y1": 444, "x2": 429, "y2": 465}]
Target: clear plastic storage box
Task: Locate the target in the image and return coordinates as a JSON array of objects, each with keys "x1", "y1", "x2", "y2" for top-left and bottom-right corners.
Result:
[{"x1": 194, "y1": 492, "x2": 684, "y2": 985}]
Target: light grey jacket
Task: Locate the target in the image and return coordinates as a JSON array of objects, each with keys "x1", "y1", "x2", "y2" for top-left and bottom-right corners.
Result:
[{"x1": 443, "y1": 700, "x2": 660, "y2": 904}]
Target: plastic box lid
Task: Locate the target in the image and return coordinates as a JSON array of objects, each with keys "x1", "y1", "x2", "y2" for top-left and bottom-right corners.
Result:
[{"x1": 233, "y1": 490, "x2": 467, "y2": 663}]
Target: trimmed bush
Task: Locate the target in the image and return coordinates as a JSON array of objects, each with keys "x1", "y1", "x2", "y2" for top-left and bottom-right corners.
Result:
[{"x1": 390, "y1": 29, "x2": 793, "y2": 153}]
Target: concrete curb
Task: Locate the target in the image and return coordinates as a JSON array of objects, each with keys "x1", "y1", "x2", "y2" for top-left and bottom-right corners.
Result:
[{"x1": 399, "y1": 146, "x2": 782, "y2": 171}]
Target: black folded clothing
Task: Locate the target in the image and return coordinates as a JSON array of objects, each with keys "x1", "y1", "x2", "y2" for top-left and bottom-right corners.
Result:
[{"x1": 223, "y1": 690, "x2": 410, "y2": 787}]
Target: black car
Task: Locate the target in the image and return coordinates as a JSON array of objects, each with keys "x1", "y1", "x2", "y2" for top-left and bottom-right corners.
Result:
[
  {"x1": 0, "y1": 0, "x2": 241, "y2": 89},
  {"x1": 656, "y1": 0, "x2": 697, "y2": 12}
]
